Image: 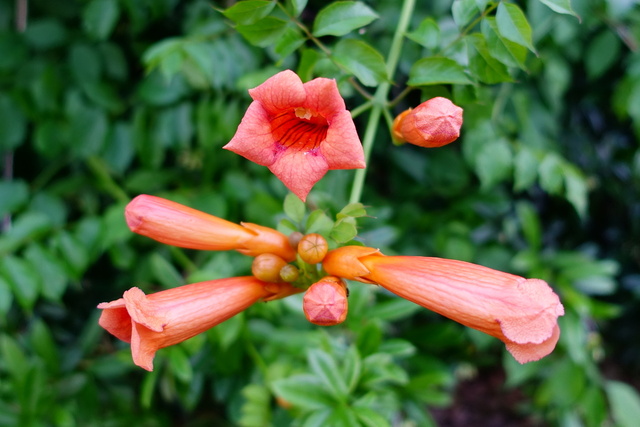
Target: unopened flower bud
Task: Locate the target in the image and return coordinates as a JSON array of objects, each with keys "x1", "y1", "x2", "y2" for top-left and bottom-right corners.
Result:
[
  {"x1": 251, "y1": 253, "x2": 288, "y2": 283},
  {"x1": 279, "y1": 264, "x2": 300, "y2": 283},
  {"x1": 392, "y1": 97, "x2": 463, "y2": 148},
  {"x1": 303, "y1": 276, "x2": 348, "y2": 326},
  {"x1": 297, "y1": 233, "x2": 329, "y2": 264}
]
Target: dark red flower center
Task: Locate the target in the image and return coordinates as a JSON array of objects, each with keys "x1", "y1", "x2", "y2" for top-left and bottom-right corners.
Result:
[{"x1": 270, "y1": 109, "x2": 328, "y2": 152}]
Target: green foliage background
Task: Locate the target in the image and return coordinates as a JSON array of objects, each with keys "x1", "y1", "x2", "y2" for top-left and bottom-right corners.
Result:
[{"x1": 1, "y1": 0, "x2": 640, "y2": 425}]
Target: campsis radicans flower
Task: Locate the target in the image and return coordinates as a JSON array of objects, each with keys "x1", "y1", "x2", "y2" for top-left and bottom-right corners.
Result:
[
  {"x1": 392, "y1": 97, "x2": 463, "y2": 147},
  {"x1": 126, "y1": 194, "x2": 296, "y2": 261},
  {"x1": 322, "y1": 246, "x2": 564, "y2": 363},
  {"x1": 98, "y1": 277, "x2": 300, "y2": 371},
  {"x1": 223, "y1": 70, "x2": 366, "y2": 201}
]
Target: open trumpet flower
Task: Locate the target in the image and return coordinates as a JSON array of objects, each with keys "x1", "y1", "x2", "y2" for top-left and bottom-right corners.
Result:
[
  {"x1": 98, "y1": 277, "x2": 300, "y2": 371},
  {"x1": 323, "y1": 246, "x2": 564, "y2": 363},
  {"x1": 224, "y1": 70, "x2": 366, "y2": 201},
  {"x1": 125, "y1": 194, "x2": 296, "y2": 261}
]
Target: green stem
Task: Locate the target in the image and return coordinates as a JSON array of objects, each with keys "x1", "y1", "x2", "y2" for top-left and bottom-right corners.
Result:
[
  {"x1": 86, "y1": 156, "x2": 129, "y2": 203},
  {"x1": 349, "y1": 0, "x2": 415, "y2": 204}
]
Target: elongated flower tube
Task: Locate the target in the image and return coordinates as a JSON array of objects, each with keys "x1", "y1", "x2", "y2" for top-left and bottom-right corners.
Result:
[
  {"x1": 323, "y1": 247, "x2": 564, "y2": 363},
  {"x1": 392, "y1": 97, "x2": 463, "y2": 147},
  {"x1": 98, "y1": 277, "x2": 299, "y2": 371},
  {"x1": 224, "y1": 70, "x2": 366, "y2": 201},
  {"x1": 126, "y1": 194, "x2": 296, "y2": 261}
]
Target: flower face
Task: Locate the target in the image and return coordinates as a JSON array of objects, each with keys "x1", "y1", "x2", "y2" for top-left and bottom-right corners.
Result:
[
  {"x1": 224, "y1": 70, "x2": 365, "y2": 201},
  {"x1": 323, "y1": 247, "x2": 564, "y2": 363},
  {"x1": 98, "y1": 277, "x2": 299, "y2": 371},
  {"x1": 392, "y1": 97, "x2": 463, "y2": 147},
  {"x1": 126, "y1": 195, "x2": 296, "y2": 261}
]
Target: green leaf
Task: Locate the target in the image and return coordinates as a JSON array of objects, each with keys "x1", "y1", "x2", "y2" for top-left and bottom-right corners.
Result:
[
  {"x1": 307, "y1": 349, "x2": 349, "y2": 400},
  {"x1": 330, "y1": 219, "x2": 358, "y2": 243},
  {"x1": 564, "y1": 166, "x2": 588, "y2": 219},
  {"x1": 369, "y1": 298, "x2": 421, "y2": 321},
  {"x1": 0, "y1": 179, "x2": 28, "y2": 217},
  {"x1": 312, "y1": 1, "x2": 378, "y2": 37},
  {"x1": 475, "y1": 138, "x2": 513, "y2": 190},
  {"x1": 606, "y1": 380, "x2": 640, "y2": 427},
  {"x1": 236, "y1": 17, "x2": 288, "y2": 47},
  {"x1": 466, "y1": 34, "x2": 513, "y2": 84},
  {"x1": 513, "y1": 146, "x2": 539, "y2": 191},
  {"x1": 165, "y1": 345, "x2": 193, "y2": 383},
  {"x1": 55, "y1": 231, "x2": 90, "y2": 278},
  {"x1": 585, "y1": 30, "x2": 620, "y2": 80},
  {"x1": 538, "y1": 153, "x2": 564, "y2": 195},
  {"x1": 1, "y1": 256, "x2": 41, "y2": 311},
  {"x1": 353, "y1": 406, "x2": 391, "y2": 427},
  {"x1": 0, "y1": 334, "x2": 28, "y2": 378},
  {"x1": 30, "y1": 319, "x2": 61, "y2": 373},
  {"x1": 83, "y1": 0, "x2": 120, "y2": 40},
  {"x1": 0, "y1": 94, "x2": 26, "y2": 151},
  {"x1": 496, "y1": 2, "x2": 536, "y2": 53},
  {"x1": 407, "y1": 57, "x2": 473, "y2": 86},
  {"x1": 337, "y1": 203, "x2": 367, "y2": 219},
  {"x1": 272, "y1": 374, "x2": 336, "y2": 410},
  {"x1": 342, "y1": 346, "x2": 362, "y2": 393},
  {"x1": 23, "y1": 19, "x2": 68, "y2": 50},
  {"x1": 333, "y1": 39, "x2": 387, "y2": 87},
  {"x1": 306, "y1": 210, "x2": 334, "y2": 235},
  {"x1": 406, "y1": 18, "x2": 440, "y2": 49},
  {"x1": 0, "y1": 277, "x2": 13, "y2": 317},
  {"x1": 0, "y1": 212, "x2": 52, "y2": 255},
  {"x1": 274, "y1": 27, "x2": 305, "y2": 59},
  {"x1": 286, "y1": 0, "x2": 308, "y2": 17},
  {"x1": 24, "y1": 244, "x2": 68, "y2": 302},
  {"x1": 150, "y1": 253, "x2": 185, "y2": 289},
  {"x1": 538, "y1": 0, "x2": 581, "y2": 20},
  {"x1": 452, "y1": 0, "x2": 479, "y2": 28},
  {"x1": 284, "y1": 192, "x2": 306, "y2": 223},
  {"x1": 223, "y1": 0, "x2": 276, "y2": 25},
  {"x1": 516, "y1": 202, "x2": 542, "y2": 250},
  {"x1": 482, "y1": 17, "x2": 528, "y2": 70}
]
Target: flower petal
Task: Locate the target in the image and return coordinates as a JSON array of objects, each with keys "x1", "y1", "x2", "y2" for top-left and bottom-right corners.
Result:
[
  {"x1": 301, "y1": 77, "x2": 346, "y2": 118},
  {"x1": 322, "y1": 110, "x2": 366, "y2": 169},
  {"x1": 269, "y1": 149, "x2": 329, "y2": 201},
  {"x1": 248, "y1": 70, "x2": 306, "y2": 116},
  {"x1": 505, "y1": 324, "x2": 561, "y2": 364},
  {"x1": 223, "y1": 101, "x2": 277, "y2": 167}
]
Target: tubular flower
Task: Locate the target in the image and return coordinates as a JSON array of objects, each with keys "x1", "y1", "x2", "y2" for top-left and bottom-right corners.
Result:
[
  {"x1": 392, "y1": 97, "x2": 463, "y2": 147},
  {"x1": 303, "y1": 276, "x2": 348, "y2": 326},
  {"x1": 223, "y1": 70, "x2": 366, "y2": 201},
  {"x1": 126, "y1": 194, "x2": 296, "y2": 261},
  {"x1": 98, "y1": 277, "x2": 300, "y2": 371},
  {"x1": 323, "y1": 247, "x2": 564, "y2": 363}
]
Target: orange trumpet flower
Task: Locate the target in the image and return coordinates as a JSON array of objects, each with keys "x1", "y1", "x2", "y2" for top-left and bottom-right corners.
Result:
[
  {"x1": 223, "y1": 70, "x2": 365, "y2": 201},
  {"x1": 323, "y1": 246, "x2": 564, "y2": 363},
  {"x1": 125, "y1": 194, "x2": 296, "y2": 261},
  {"x1": 98, "y1": 277, "x2": 299, "y2": 371}
]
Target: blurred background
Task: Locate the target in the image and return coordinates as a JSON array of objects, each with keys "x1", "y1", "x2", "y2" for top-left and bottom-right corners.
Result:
[{"x1": 1, "y1": 0, "x2": 639, "y2": 425}]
